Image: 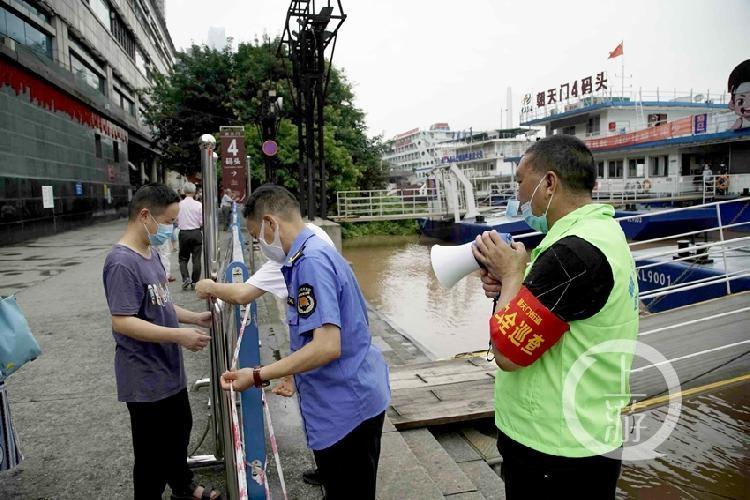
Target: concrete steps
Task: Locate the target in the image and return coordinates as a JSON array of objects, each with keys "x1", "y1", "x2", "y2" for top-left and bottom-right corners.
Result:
[{"x1": 378, "y1": 416, "x2": 507, "y2": 500}]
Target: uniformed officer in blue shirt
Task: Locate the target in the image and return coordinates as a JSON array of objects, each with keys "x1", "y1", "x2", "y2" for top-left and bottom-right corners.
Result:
[{"x1": 219, "y1": 184, "x2": 390, "y2": 500}]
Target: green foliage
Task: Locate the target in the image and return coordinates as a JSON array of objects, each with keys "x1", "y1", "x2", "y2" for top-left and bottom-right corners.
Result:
[
  {"x1": 142, "y1": 38, "x2": 388, "y2": 209},
  {"x1": 340, "y1": 220, "x2": 420, "y2": 239},
  {"x1": 142, "y1": 46, "x2": 237, "y2": 174}
]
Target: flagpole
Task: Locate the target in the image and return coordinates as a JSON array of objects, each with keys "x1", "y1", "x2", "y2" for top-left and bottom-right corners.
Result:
[{"x1": 620, "y1": 41, "x2": 624, "y2": 101}]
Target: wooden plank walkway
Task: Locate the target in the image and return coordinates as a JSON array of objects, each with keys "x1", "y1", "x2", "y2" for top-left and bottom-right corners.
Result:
[{"x1": 387, "y1": 291, "x2": 750, "y2": 430}]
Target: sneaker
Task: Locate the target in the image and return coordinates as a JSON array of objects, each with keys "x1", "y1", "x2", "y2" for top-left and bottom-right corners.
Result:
[
  {"x1": 190, "y1": 282, "x2": 195, "y2": 291},
  {"x1": 302, "y1": 468, "x2": 322, "y2": 486},
  {"x1": 181, "y1": 279, "x2": 191, "y2": 290}
]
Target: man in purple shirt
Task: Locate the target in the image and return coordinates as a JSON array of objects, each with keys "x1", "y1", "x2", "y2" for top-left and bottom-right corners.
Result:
[{"x1": 102, "y1": 183, "x2": 219, "y2": 500}]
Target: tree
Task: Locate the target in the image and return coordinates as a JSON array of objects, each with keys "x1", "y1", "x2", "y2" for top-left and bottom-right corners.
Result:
[
  {"x1": 143, "y1": 38, "x2": 388, "y2": 212},
  {"x1": 142, "y1": 46, "x2": 236, "y2": 175}
]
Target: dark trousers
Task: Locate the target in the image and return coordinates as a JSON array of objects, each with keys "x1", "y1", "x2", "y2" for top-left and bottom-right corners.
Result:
[
  {"x1": 313, "y1": 411, "x2": 385, "y2": 500},
  {"x1": 496, "y1": 428, "x2": 621, "y2": 500},
  {"x1": 178, "y1": 229, "x2": 202, "y2": 283},
  {"x1": 221, "y1": 206, "x2": 232, "y2": 230},
  {"x1": 126, "y1": 389, "x2": 194, "y2": 499}
]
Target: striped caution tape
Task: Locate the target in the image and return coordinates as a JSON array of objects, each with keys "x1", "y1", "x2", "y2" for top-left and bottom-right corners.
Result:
[
  {"x1": 262, "y1": 388, "x2": 288, "y2": 500},
  {"x1": 230, "y1": 304, "x2": 288, "y2": 500}
]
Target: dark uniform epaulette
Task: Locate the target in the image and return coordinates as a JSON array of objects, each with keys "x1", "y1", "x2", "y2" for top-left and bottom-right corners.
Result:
[{"x1": 288, "y1": 245, "x2": 306, "y2": 265}]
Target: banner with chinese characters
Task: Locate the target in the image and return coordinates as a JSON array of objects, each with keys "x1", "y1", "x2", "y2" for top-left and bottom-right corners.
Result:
[
  {"x1": 527, "y1": 71, "x2": 609, "y2": 109},
  {"x1": 220, "y1": 126, "x2": 247, "y2": 203},
  {"x1": 585, "y1": 116, "x2": 693, "y2": 151}
]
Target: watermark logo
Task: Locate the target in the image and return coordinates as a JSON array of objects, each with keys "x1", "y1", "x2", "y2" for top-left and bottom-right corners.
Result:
[{"x1": 562, "y1": 339, "x2": 682, "y2": 461}]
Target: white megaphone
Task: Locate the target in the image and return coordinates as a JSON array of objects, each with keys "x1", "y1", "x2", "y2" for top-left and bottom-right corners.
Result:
[
  {"x1": 430, "y1": 233, "x2": 513, "y2": 289},
  {"x1": 431, "y1": 242, "x2": 480, "y2": 288}
]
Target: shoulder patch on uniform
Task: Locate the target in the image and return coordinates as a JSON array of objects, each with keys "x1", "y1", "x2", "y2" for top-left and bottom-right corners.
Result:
[{"x1": 297, "y1": 283, "x2": 316, "y2": 318}]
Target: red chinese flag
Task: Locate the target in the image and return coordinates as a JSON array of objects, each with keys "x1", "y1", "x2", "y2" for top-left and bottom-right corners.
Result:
[{"x1": 608, "y1": 42, "x2": 624, "y2": 59}]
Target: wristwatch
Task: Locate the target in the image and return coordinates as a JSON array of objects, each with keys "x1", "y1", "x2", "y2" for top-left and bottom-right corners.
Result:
[{"x1": 253, "y1": 366, "x2": 269, "y2": 388}]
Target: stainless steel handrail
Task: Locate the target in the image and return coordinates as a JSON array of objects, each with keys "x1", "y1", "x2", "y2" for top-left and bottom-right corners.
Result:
[{"x1": 198, "y1": 133, "x2": 241, "y2": 498}]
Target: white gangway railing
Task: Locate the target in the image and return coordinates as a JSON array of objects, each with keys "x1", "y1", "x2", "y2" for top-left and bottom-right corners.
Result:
[{"x1": 335, "y1": 187, "x2": 444, "y2": 220}]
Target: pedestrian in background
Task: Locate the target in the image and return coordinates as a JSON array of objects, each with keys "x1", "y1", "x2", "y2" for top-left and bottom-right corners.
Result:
[
  {"x1": 155, "y1": 222, "x2": 178, "y2": 282},
  {"x1": 177, "y1": 183, "x2": 203, "y2": 290},
  {"x1": 220, "y1": 189, "x2": 233, "y2": 230}
]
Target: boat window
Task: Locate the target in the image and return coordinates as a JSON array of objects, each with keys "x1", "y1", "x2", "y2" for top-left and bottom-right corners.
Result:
[
  {"x1": 608, "y1": 160, "x2": 623, "y2": 178},
  {"x1": 649, "y1": 155, "x2": 668, "y2": 177},
  {"x1": 586, "y1": 115, "x2": 601, "y2": 136},
  {"x1": 628, "y1": 158, "x2": 646, "y2": 178}
]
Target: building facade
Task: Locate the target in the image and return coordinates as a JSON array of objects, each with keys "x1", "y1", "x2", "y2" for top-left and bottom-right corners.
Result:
[
  {"x1": 382, "y1": 123, "x2": 457, "y2": 182},
  {"x1": 432, "y1": 129, "x2": 537, "y2": 199},
  {"x1": 0, "y1": 0, "x2": 174, "y2": 244},
  {"x1": 521, "y1": 95, "x2": 750, "y2": 198}
]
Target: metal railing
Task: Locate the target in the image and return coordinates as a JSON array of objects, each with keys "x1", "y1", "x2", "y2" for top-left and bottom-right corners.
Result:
[
  {"x1": 626, "y1": 198, "x2": 750, "y2": 305},
  {"x1": 592, "y1": 175, "x2": 728, "y2": 204},
  {"x1": 335, "y1": 187, "x2": 443, "y2": 220},
  {"x1": 476, "y1": 181, "x2": 517, "y2": 208}
]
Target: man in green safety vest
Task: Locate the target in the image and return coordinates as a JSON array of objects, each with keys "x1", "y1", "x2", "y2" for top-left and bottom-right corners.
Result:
[{"x1": 472, "y1": 135, "x2": 639, "y2": 499}]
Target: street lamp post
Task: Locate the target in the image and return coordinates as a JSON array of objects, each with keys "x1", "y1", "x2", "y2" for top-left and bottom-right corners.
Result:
[{"x1": 259, "y1": 89, "x2": 283, "y2": 184}]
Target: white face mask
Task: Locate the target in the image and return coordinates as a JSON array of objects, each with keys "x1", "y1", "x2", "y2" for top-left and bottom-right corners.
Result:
[{"x1": 258, "y1": 218, "x2": 286, "y2": 264}]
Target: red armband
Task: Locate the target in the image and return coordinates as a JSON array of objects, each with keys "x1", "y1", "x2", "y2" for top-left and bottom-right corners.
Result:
[{"x1": 489, "y1": 286, "x2": 569, "y2": 367}]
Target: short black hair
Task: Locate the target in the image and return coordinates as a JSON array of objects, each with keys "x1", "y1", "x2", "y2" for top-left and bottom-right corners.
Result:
[
  {"x1": 128, "y1": 183, "x2": 180, "y2": 220},
  {"x1": 523, "y1": 135, "x2": 596, "y2": 193},
  {"x1": 242, "y1": 184, "x2": 300, "y2": 220},
  {"x1": 728, "y1": 59, "x2": 750, "y2": 93}
]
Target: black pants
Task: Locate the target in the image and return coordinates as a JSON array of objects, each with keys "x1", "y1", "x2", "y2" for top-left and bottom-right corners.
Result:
[
  {"x1": 126, "y1": 389, "x2": 194, "y2": 499},
  {"x1": 178, "y1": 228, "x2": 202, "y2": 283},
  {"x1": 221, "y1": 206, "x2": 232, "y2": 229},
  {"x1": 496, "y1": 428, "x2": 621, "y2": 500},
  {"x1": 313, "y1": 411, "x2": 385, "y2": 500}
]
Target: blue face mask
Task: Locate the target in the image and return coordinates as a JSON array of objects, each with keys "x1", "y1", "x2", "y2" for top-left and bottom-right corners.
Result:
[
  {"x1": 144, "y1": 214, "x2": 173, "y2": 246},
  {"x1": 509, "y1": 177, "x2": 554, "y2": 233},
  {"x1": 505, "y1": 199, "x2": 520, "y2": 217}
]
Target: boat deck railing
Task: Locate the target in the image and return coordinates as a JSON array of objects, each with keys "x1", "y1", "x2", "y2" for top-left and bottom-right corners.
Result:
[
  {"x1": 510, "y1": 198, "x2": 750, "y2": 304},
  {"x1": 626, "y1": 198, "x2": 750, "y2": 302},
  {"x1": 592, "y1": 174, "x2": 733, "y2": 206},
  {"x1": 476, "y1": 181, "x2": 517, "y2": 208}
]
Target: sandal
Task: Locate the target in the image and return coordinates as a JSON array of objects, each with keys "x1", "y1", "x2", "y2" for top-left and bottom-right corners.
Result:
[{"x1": 170, "y1": 481, "x2": 222, "y2": 500}]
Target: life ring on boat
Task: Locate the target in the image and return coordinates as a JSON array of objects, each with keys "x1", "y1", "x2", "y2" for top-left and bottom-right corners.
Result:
[
  {"x1": 642, "y1": 179, "x2": 652, "y2": 191},
  {"x1": 716, "y1": 175, "x2": 729, "y2": 192}
]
